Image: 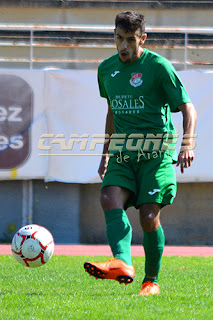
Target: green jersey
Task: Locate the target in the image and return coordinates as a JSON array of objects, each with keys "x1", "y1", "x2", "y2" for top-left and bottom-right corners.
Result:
[{"x1": 98, "y1": 49, "x2": 191, "y2": 157}]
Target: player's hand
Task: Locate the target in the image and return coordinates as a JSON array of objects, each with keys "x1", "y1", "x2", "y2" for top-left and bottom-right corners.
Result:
[
  {"x1": 98, "y1": 155, "x2": 110, "y2": 180},
  {"x1": 176, "y1": 149, "x2": 194, "y2": 174}
]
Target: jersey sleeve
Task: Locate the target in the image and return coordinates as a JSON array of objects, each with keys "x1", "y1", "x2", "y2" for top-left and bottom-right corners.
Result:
[
  {"x1": 159, "y1": 60, "x2": 191, "y2": 112},
  {"x1": 97, "y1": 65, "x2": 110, "y2": 104}
]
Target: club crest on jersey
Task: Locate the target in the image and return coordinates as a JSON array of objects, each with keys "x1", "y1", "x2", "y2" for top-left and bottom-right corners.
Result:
[{"x1": 129, "y1": 73, "x2": 143, "y2": 87}]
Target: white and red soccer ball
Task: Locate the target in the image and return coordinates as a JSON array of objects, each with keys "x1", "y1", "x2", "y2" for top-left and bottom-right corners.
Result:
[{"x1": 11, "y1": 224, "x2": 54, "y2": 268}]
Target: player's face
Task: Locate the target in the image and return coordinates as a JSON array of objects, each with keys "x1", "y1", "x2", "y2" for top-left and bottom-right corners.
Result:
[{"x1": 114, "y1": 27, "x2": 147, "y2": 63}]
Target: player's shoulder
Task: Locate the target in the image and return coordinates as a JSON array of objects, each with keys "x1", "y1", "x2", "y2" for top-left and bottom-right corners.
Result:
[
  {"x1": 144, "y1": 49, "x2": 174, "y2": 69},
  {"x1": 98, "y1": 53, "x2": 119, "y2": 75}
]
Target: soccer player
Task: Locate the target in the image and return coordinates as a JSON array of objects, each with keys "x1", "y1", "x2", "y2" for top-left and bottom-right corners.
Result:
[{"x1": 84, "y1": 11, "x2": 197, "y2": 296}]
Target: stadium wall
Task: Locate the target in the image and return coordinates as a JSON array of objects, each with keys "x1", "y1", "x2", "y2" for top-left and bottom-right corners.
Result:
[
  {"x1": 0, "y1": 6, "x2": 213, "y2": 70},
  {"x1": 81, "y1": 182, "x2": 213, "y2": 246},
  {"x1": 0, "y1": 4, "x2": 213, "y2": 27},
  {"x1": 0, "y1": 181, "x2": 212, "y2": 245}
]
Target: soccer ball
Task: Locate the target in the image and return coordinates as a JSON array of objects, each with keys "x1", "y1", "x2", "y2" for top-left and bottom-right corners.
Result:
[{"x1": 11, "y1": 224, "x2": 54, "y2": 268}]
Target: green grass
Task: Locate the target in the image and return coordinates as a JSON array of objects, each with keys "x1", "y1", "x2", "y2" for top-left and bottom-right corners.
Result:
[{"x1": 0, "y1": 255, "x2": 212, "y2": 320}]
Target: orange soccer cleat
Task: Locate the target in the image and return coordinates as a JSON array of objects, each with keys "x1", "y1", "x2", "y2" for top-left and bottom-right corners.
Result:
[
  {"x1": 84, "y1": 258, "x2": 135, "y2": 285},
  {"x1": 138, "y1": 281, "x2": 160, "y2": 296}
]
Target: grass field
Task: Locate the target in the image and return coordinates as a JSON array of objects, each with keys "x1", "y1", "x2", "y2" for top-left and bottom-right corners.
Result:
[{"x1": 0, "y1": 255, "x2": 212, "y2": 320}]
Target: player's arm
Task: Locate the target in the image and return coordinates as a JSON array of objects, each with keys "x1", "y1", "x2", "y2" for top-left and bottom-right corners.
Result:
[
  {"x1": 176, "y1": 102, "x2": 197, "y2": 174},
  {"x1": 98, "y1": 105, "x2": 115, "y2": 180}
]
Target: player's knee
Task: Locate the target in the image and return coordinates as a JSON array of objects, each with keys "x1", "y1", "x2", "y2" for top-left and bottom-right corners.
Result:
[
  {"x1": 140, "y1": 212, "x2": 155, "y2": 225},
  {"x1": 100, "y1": 191, "x2": 115, "y2": 212},
  {"x1": 139, "y1": 212, "x2": 160, "y2": 232},
  {"x1": 100, "y1": 191, "x2": 107, "y2": 210}
]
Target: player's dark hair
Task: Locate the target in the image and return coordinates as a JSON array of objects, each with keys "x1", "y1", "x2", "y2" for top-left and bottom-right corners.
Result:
[{"x1": 115, "y1": 11, "x2": 146, "y2": 36}]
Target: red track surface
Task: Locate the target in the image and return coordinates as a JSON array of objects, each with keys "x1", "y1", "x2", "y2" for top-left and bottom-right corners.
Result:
[{"x1": 2, "y1": 244, "x2": 213, "y2": 256}]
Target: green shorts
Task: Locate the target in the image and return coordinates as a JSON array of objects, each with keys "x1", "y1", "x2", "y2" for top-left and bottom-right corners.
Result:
[{"x1": 102, "y1": 151, "x2": 177, "y2": 208}]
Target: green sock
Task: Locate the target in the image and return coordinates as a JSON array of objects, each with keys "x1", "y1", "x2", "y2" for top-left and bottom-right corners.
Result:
[
  {"x1": 104, "y1": 208, "x2": 132, "y2": 265},
  {"x1": 143, "y1": 225, "x2": 165, "y2": 285}
]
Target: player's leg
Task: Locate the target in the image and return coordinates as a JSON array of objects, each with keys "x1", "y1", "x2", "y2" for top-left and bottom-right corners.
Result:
[
  {"x1": 84, "y1": 154, "x2": 136, "y2": 284},
  {"x1": 100, "y1": 154, "x2": 136, "y2": 265},
  {"x1": 138, "y1": 202, "x2": 163, "y2": 296},
  {"x1": 136, "y1": 152, "x2": 177, "y2": 295},
  {"x1": 84, "y1": 185, "x2": 135, "y2": 284},
  {"x1": 100, "y1": 185, "x2": 133, "y2": 265}
]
